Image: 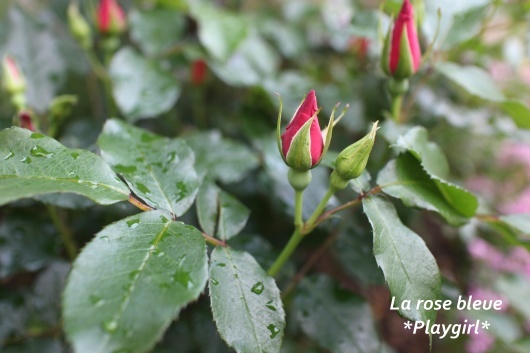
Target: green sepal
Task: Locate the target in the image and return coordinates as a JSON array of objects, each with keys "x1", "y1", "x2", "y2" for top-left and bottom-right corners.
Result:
[
  {"x1": 335, "y1": 121, "x2": 379, "y2": 181},
  {"x1": 68, "y1": 2, "x2": 92, "y2": 50},
  {"x1": 275, "y1": 93, "x2": 285, "y2": 161},
  {"x1": 285, "y1": 116, "x2": 316, "y2": 171},
  {"x1": 318, "y1": 103, "x2": 349, "y2": 166},
  {"x1": 393, "y1": 26, "x2": 415, "y2": 80},
  {"x1": 381, "y1": 21, "x2": 392, "y2": 76}
]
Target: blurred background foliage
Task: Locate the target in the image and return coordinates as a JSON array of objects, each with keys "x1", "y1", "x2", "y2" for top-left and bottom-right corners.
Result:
[{"x1": 0, "y1": 0, "x2": 530, "y2": 352}]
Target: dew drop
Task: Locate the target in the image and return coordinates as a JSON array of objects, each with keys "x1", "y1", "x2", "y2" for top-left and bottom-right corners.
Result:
[
  {"x1": 129, "y1": 270, "x2": 140, "y2": 280},
  {"x1": 160, "y1": 215, "x2": 169, "y2": 223},
  {"x1": 172, "y1": 270, "x2": 193, "y2": 289},
  {"x1": 265, "y1": 300, "x2": 277, "y2": 311},
  {"x1": 71, "y1": 152, "x2": 80, "y2": 160},
  {"x1": 217, "y1": 263, "x2": 226, "y2": 267},
  {"x1": 100, "y1": 236, "x2": 110, "y2": 242},
  {"x1": 30, "y1": 146, "x2": 54, "y2": 158},
  {"x1": 102, "y1": 319, "x2": 118, "y2": 333},
  {"x1": 30, "y1": 132, "x2": 45, "y2": 139},
  {"x1": 89, "y1": 295, "x2": 106, "y2": 307},
  {"x1": 267, "y1": 324, "x2": 280, "y2": 339},
  {"x1": 21, "y1": 156, "x2": 32, "y2": 164},
  {"x1": 136, "y1": 182, "x2": 151, "y2": 194},
  {"x1": 251, "y1": 282, "x2": 264, "y2": 295},
  {"x1": 3, "y1": 150, "x2": 14, "y2": 160},
  {"x1": 211, "y1": 278, "x2": 219, "y2": 285},
  {"x1": 126, "y1": 218, "x2": 140, "y2": 229},
  {"x1": 114, "y1": 164, "x2": 137, "y2": 173},
  {"x1": 157, "y1": 251, "x2": 165, "y2": 257}
]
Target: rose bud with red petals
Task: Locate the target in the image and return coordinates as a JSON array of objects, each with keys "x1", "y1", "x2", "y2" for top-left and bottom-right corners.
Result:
[{"x1": 96, "y1": 0, "x2": 126, "y2": 36}]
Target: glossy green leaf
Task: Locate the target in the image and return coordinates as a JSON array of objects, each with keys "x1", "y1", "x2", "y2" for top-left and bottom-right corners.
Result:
[
  {"x1": 293, "y1": 275, "x2": 380, "y2": 353},
  {"x1": 97, "y1": 119, "x2": 199, "y2": 216},
  {"x1": 184, "y1": 130, "x2": 259, "y2": 183},
  {"x1": 129, "y1": 9, "x2": 186, "y2": 57},
  {"x1": 109, "y1": 47, "x2": 180, "y2": 121},
  {"x1": 377, "y1": 154, "x2": 468, "y2": 225},
  {"x1": 0, "y1": 127, "x2": 129, "y2": 206},
  {"x1": 209, "y1": 247, "x2": 285, "y2": 353},
  {"x1": 196, "y1": 181, "x2": 249, "y2": 241},
  {"x1": 393, "y1": 126, "x2": 478, "y2": 218},
  {"x1": 190, "y1": 3, "x2": 248, "y2": 62},
  {"x1": 502, "y1": 100, "x2": 530, "y2": 129},
  {"x1": 363, "y1": 196, "x2": 441, "y2": 322},
  {"x1": 436, "y1": 62, "x2": 505, "y2": 102},
  {"x1": 63, "y1": 211, "x2": 208, "y2": 353}
]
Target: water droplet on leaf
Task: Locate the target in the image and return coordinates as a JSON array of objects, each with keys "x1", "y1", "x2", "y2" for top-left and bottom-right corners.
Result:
[
  {"x1": 265, "y1": 300, "x2": 277, "y2": 311},
  {"x1": 71, "y1": 152, "x2": 80, "y2": 160},
  {"x1": 136, "y1": 182, "x2": 151, "y2": 194},
  {"x1": 89, "y1": 295, "x2": 105, "y2": 307},
  {"x1": 30, "y1": 132, "x2": 45, "y2": 139},
  {"x1": 21, "y1": 156, "x2": 32, "y2": 164},
  {"x1": 102, "y1": 319, "x2": 118, "y2": 333},
  {"x1": 3, "y1": 150, "x2": 14, "y2": 160},
  {"x1": 30, "y1": 146, "x2": 54, "y2": 158},
  {"x1": 267, "y1": 324, "x2": 280, "y2": 339},
  {"x1": 211, "y1": 278, "x2": 219, "y2": 285},
  {"x1": 251, "y1": 282, "x2": 264, "y2": 294},
  {"x1": 126, "y1": 218, "x2": 140, "y2": 229}
]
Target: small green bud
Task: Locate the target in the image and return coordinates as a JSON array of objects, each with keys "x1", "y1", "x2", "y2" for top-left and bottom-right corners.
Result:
[
  {"x1": 334, "y1": 121, "x2": 378, "y2": 183},
  {"x1": 68, "y1": 2, "x2": 92, "y2": 49}
]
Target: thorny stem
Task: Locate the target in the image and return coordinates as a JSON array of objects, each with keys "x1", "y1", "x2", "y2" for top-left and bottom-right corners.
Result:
[{"x1": 47, "y1": 205, "x2": 77, "y2": 260}]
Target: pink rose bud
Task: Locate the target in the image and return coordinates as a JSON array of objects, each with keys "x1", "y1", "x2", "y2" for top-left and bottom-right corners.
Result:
[
  {"x1": 280, "y1": 90, "x2": 324, "y2": 170},
  {"x1": 381, "y1": 0, "x2": 421, "y2": 79},
  {"x1": 96, "y1": 0, "x2": 126, "y2": 36},
  {"x1": 2, "y1": 55, "x2": 26, "y2": 95},
  {"x1": 191, "y1": 59, "x2": 208, "y2": 86}
]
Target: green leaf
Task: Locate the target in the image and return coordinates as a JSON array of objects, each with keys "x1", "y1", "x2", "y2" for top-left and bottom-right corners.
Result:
[
  {"x1": 502, "y1": 100, "x2": 530, "y2": 130},
  {"x1": 500, "y1": 214, "x2": 530, "y2": 236},
  {"x1": 209, "y1": 247, "x2": 285, "y2": 353},
  {"x1": 97, "y1": 119, "x2": 199, "y2": 216},
  {"x1": 436, "y1": 62, "x2": 505, "y2": 102},
  {"x1": 393, "y1": 126, "x2": 478, "y2": 218},
  {"x1": 190, "y1": 3, "x2": 248, "y2": 62},
  {"x1": 209, "y1": 31, "x2": 280, "y2": 87},
  {"x1": 333, "y1": 225, "x2": 384, "y2": 285},
  {"x1": 196, "y1": 180, "x2": 249, "y2": 241},
  {"x1": 443, "y1": 5, "x2": 488, "y2": 48},
  {"x1": 377, "y1": 155, "x2": 468, "y2": 225},
  {"x1": 293, "y1": 275, "x2": 380, "y2": 353},
  {"x1": 0, "y1": 127, "x2": 129, "y2": 206},
  {"x1": 0, "y1": 213, "x2": 60, "y2": 279},
  {"x1": 184, "y1": 130, "x2": 259, "y2": 183},
  {"x1": 129, "y1": 9, "x2": 186, "y2": 57},
  {"x1": 109, "y1": 47, "x2": 180, "y2": 121},
  {"x1": 362, "y1": 196, "x2": 441, "y2": 322},
  {"x1": 63, "y1": 211, "x2": 208, "y2": 353}
]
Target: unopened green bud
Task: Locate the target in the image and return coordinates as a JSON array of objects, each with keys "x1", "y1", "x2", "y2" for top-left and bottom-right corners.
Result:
[
  {"x1": 334, "y1": 121, "x2": 378, "y2": 184},
  {"x1": 68, "y1": 2, "x2": 92, "y2": 49}
]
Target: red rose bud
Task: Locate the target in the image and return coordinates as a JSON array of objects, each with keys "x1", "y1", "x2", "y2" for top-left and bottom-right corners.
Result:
[
  {"x1": 191, "y1": 59, "x2": 208, "y2": 86},
  {"x1": 382, "y1": 0, "x2": 421, "y2": 79},
  {"x1": 18, "y1": 110, "x2": 36, "y2": 132},
  {"x1": 349, "y1": 37, "x2": 370, "y2": 62},
  {"x1": 279, "y1": 90, "x2": 324, "y2": 171},
  {"x1": 96, "y1": 0, "x2": 126, "y2": 36},
  {"x1": 330, "y1": 121, "x2": 378, "y2": 191},
  {"x1": 2, "y1": 55, "x2": 25, "y2": 95}
]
